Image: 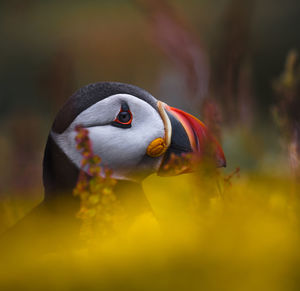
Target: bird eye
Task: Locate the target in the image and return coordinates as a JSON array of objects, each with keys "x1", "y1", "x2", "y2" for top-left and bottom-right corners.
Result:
[
  {"x1": 117, "y1": 111, "x2": 131, "y2": 123},
  {"x1": 111, "y1": 106, "x2": 132, "y2": 128}
]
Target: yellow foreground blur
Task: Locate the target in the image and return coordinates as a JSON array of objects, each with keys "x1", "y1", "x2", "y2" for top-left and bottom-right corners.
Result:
[{"x1": 0, "y1": 171, "x2": 300, "y2": 291}]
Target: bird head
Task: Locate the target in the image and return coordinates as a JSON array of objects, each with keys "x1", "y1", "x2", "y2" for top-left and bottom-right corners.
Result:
[{"x1": 43, "y1": 82, "x2": 226, "y2": 197}]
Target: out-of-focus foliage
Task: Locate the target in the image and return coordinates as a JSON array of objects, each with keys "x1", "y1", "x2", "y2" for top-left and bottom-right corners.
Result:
[
  {"x1": 272, "y1": 50, "x2": 300, "y2": 195},
  {"x1": 0, "y1": 170, "x2": 299, "y2": 291},
  {"x1": 73, "y1": 126, "x2": 124, "y2": 241},
  {"x1": 272, "y1": 50, "x2": 300, "y2": 143}
]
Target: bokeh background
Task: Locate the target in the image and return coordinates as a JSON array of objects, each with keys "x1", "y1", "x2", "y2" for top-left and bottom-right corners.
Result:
[
  {"x1": 1, "y1": 0, "x2": 299, "y2": 225},
  {"x1": 1, "y1": 1, "x2": 300, "y2": 290}
]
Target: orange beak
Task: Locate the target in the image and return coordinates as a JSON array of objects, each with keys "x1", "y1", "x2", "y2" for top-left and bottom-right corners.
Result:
[{"x1": 158, "y1": 103, "x2": 226, "y2": 176}]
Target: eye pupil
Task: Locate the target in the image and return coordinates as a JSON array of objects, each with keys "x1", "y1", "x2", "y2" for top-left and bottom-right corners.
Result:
[
  {"x1": 112, "y1": 104, "x2": 132, "y2": 128},
  {"x1": 118, "y1": 111, "x2": 131, "y2": 123}
]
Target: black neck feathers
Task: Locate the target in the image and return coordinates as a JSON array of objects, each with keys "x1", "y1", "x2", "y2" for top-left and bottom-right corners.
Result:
[
  {"x1": 43, "y1": 135, "x2": 79, "y2": 200},
  {"x1": 42, "y1": 135, "x2": 152, "y2": 216}
]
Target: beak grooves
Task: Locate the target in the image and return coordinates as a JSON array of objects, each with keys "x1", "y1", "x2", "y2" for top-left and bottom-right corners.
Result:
[{"x1": 163, "y1": 104, "x2": 226, "y2": 168}]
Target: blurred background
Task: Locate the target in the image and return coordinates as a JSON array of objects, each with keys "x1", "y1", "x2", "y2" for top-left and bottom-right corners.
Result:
[
  {"x1": 0, "y1": 0, "x2": 300, "y2": 230},
  {"x1": 2, "y1": 2, "x2": 300, "y2": 290}
]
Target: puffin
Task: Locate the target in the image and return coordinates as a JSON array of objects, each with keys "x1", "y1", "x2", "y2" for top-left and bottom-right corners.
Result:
[{"x1": 1, "y1": 82, "x2": 226, "y2": 254}]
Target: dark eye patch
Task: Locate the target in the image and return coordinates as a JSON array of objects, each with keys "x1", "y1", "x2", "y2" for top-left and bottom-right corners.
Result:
[{"x1": 121, "y1": 102, "x2": 130, "y2": 112}]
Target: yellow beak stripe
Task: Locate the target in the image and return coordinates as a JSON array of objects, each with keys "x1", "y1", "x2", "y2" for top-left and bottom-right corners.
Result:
[{"x1": 146, "y1": 101, "x2": 172, "y2": 158}]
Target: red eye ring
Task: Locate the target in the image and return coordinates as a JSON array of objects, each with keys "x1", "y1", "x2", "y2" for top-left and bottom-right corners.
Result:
[
  {"x1": 114, "y1": 109, "x2": 132, "y2": 125},
  {"x1": 111, "y1": 103, "x2": 133, "y2": 129}
]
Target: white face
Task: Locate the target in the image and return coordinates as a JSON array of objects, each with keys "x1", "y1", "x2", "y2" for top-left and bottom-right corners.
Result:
[{"x1": 52, "y1": 94, "x2": 166, "y2": 181}]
